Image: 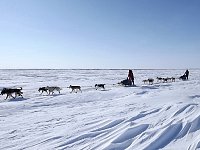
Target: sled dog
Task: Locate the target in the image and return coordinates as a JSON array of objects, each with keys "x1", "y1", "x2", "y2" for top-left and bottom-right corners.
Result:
[
  {"x1": 46, "y1": 86, "x2": 62, "y2": 95},
  {"x1": 68, "y1": 85, "x2": 82, "y2": 93},
  {"x1": 1, "y1": 87, "x2": 23, "y2": 99},
  {"x1": 38, "y1": 87, "x2": 49, "y2": 94},
  {"x1": 95, "y1": 84, "x2": 105, "y2": 90}
]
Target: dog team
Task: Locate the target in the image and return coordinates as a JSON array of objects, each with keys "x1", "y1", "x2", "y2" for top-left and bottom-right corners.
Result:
[
  {"x1": 142, "y1": 77, "x2": 176, "y2": 85},
  {"x1": 142, "y1": 70, "x2": 189, "y2": 85},
  {"x1": 0, "y1": 84, "x2": 106, "y2": 100}
]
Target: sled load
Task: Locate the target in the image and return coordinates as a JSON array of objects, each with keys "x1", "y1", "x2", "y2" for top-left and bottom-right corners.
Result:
[
  {"x1": 179, "y1": 69, "x2": 189, "y2": 81},
  {"x1": 119, "y1": 78, "x2": 132, "y2": 86},
  {"x1": 179, "y1": 75, "x2": 187, "y2": 81}
]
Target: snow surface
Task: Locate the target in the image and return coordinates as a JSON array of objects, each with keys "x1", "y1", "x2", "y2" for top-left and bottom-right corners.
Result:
[{"x1": 0, "y1": 69, "x2": 200, "y2": 150}]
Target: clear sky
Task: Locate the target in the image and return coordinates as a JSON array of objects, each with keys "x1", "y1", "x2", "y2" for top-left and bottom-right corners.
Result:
[{"x1": 0, "y1": 0, "x2": 200, "y2": 69}]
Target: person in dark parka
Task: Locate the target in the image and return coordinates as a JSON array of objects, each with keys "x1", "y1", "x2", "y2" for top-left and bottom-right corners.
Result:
[
  {"x1": 184, "y1": 69, "x2": 189, "y2": 80},
  {"x1": 128, "y1": 69, "x2": 134, "y2": 85}
]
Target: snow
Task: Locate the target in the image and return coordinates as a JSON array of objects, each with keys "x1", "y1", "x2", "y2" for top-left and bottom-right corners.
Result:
[{"x1": 0, "y1": 69, "x2": 200, "y2": 150}]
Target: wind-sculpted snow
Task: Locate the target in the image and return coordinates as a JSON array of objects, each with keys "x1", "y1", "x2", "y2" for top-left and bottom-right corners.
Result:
[
  {"x1": 173, "y1": 104, "x2": 197, "y2": 117},
  {"x1": 144, "y1": 123, "x2": 183, "y2": 150},
  {"x1": 104, "y1": 124, "x2": 149, "y2": 150},
  {"x1": 1, "y1": 69, "x2": 200, "y2": 150}
]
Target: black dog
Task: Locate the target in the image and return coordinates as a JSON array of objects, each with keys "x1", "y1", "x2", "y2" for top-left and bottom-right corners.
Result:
[
  {"x1": 38, "y1": 87, "x2": 48, "y2": 94},
  {"x1": 148, "y1": 78, "x2": 154, "y2": 85},
  {"x1": 1, "y1": 87, "x2": 23, "y2": 99},
  {"x1": 95, "y1": 84, "x2": 105, "y2": 90}
]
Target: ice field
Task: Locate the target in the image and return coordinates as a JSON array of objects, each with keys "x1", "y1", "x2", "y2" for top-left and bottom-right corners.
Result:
[{"x1": 1, "y1": 69, "x2": 200, "y2": 150}]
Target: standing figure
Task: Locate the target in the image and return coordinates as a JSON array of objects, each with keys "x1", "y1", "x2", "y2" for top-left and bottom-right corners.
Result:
[
  {"x1": 184, "y1": 69, "x2": 189, "y2": 80},
  {"x1": 128, "y1": 69, "x2": 134, "y2": 85}
]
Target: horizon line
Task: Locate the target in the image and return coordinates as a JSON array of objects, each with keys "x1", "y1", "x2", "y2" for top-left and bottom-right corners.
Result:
[{"x1": 0, "y1": 68, "x2": 198, "y2": 70}]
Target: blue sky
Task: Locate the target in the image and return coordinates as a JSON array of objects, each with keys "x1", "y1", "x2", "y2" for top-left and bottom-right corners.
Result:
[{"x1": 0, "y1": 0, "x2": 200, "y2": 69}]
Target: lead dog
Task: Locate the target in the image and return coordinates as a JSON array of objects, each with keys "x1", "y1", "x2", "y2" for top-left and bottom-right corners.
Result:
[
  {"x1": 95, "y1": 84, "x2": 105, "y2": 90},
  {"x1": 46, "y1": 86, "x2": 62, "y2": 95},
  {"x1": 1, "y1": 87, "x2": 23, "y2": 99},
  {"x1": 68, "y1": 85, "x2": 82, "y2": 93}
]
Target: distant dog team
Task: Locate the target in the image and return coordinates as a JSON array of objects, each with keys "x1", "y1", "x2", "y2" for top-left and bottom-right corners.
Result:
[{"x1": 143, "y1": 77, "x2": 176, "y2": 85}]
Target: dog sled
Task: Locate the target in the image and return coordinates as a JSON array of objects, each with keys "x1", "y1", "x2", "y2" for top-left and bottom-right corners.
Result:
[
  {"x1": 118, "y1": 78, "x2": 135, "y2": 87},
  {"x1": 179, "y1": 75, "x2": 187, "y2": 81}
]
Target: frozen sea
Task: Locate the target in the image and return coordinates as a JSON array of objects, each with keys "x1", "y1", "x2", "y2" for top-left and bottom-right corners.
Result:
[{"x1": 1, "y1": 69, "x2": 200, "y2": 150}]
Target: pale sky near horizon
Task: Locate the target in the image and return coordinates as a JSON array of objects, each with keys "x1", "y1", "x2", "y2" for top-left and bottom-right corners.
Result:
[{"x1": 0, "y1": 0, "x2": 200, "y2": 69}]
